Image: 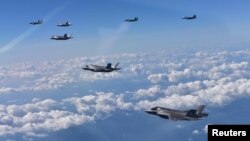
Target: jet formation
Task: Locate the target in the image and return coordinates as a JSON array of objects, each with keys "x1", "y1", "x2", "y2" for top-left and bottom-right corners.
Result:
[
  {"x1": 145, "y1": 105, "x2": 208, "y2": 121},
  {"x1": 124, "y1": 17, "x2": 138, "y2": 22},
  {"x1": 27, "y1": 14, "x2": 210, "y2": 124},
  {"x1": 50, "y1": 33, "x2": 73, "y2": 40},
  {"x1": 30, "y1": 14, "x2": 197, "y2": 41},
  {"x1": 57, "y1": 21, "x2": 72, "y2": 27},
  {"x1": 83, "y1": 62, "x2": 121, "y2": 72},
  {"x1": 30, "y1": 19, "x2": 42, "y2": 25},
  {"x1": 182, "y1": 14, "x2": 197, "y2": 20}
]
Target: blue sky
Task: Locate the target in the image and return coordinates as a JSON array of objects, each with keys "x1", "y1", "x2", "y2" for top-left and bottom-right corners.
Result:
[
  {"x1": 1, "y1": 1, "x2": 250, "y2": 141},
  {"x1": 1, "y1": 0, "x2": 250, "y2": 64}
]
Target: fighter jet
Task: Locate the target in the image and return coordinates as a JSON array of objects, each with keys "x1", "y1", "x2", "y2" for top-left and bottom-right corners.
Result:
[
  {"x1": 124, "y1": 17, "x2": 138, "y2": 22},
  {"x1": 30, "y1": 20, "x2": 42, "y2": 25},
  {"x1": 50, "y1": 33, "x2": 73, "y2": 40},
  {"x1": 82, "y1": 62, "x2": 121, "y2": 72},
  {"x1": 145, "y1": 105, "x2": 208, "y2": 121},
  {"x1": 57, "y1": 21, "x2": 72, "y2": 27},
  {"x1": 182, "y1": 14, "x2": 197, "y2": 20}
]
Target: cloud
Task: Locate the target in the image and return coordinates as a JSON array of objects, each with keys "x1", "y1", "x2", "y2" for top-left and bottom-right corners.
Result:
[
  {"x1": 192, "y1": 130, "x2": 200, "y2": 135},
  {"x1": 203, "y1": 125, "x2": 209, "y2": 134},
  {"x1": 64, "y1": 92, "x2": 132, "y2": 117},
  {"x1": 135, "y1": 78, "x2": 250, "y2": 110},
  {"x1": 147, "y1": 73, "x2": 168, "y2": 83},
  {"x1": 0, "y1": 91, "x2": 134, "y2": 137},
  {"x1": 0, "y1": 99, "x2": 92, "y2": 136},
  {"x1": 2, "y1": 50, "x2": 250, "y2": 108},
  {"x1": 134, "y1": 85, "x2": 161, "y2": 99},
  {"x1": 1, "y1": 49, "x2": 250, "y2": 139}
]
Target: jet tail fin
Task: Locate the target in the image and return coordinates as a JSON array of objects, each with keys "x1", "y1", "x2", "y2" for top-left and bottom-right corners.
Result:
[
  {"x1": 196, "y1": 105, "x2": 205, "y2": 115},
  {"x1": 106, "y1": 63, "x2": 112, "y2": 69},
  {"x1": 64, "y1": 33, "x2": 72, "y2": 38},
  {"x1": 114, "y1": 62, "x2": 119, "y2": 69}
]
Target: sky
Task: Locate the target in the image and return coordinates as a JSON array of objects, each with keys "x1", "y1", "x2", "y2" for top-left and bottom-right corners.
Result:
[
  {"x1": 1, "y1": 0, "x2": 250, "y2": 141},
  {"x1": 1, "y1": 0, "x2": 250, "y2": 63}
]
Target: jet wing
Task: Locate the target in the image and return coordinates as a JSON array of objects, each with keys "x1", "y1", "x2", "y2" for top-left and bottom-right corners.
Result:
[
  {"x1": 183, "y1": 116, "x2": 199, "y2": 120},
  {"x1": 90, "y1": 65, "x2": 102, "y2": 68},
  {"x1": 157, "y1": 110, "x2": 183, "y2": 121},
  {"x1": 89, "y1": 65, "x2": 105, "y2": 71},
  {"x1": 168, "y1": 115, "x2": 182, "y2": 121},
  {"x1": 157, "y1": 110, "x2": 171, "y2": 117}
]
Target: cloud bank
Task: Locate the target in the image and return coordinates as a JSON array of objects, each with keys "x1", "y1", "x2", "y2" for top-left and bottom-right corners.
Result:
[{"x1": 1, "y1": 49, "x2": 250, "y2": 138}]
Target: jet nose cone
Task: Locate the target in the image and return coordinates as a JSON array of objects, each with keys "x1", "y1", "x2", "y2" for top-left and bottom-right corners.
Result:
[
  {"x1": 203, "y1": 113, "x2": 209, "y2": 117},
  {"x1": 145, "y1": 110, "x2": 156, "y2": 114}
]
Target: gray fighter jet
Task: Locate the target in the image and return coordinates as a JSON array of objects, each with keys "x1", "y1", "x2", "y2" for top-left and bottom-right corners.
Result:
[
  {"x1": 82, "y1": 62, "x2": 121, "y2": 72},
  {"x1": 125, "y1": 17, "x2": 138, "y2": 22},
  {"x1": 145, "y1": 105, "x2": 208, "y2": 121},
  {"x1": 30, "y1": 20, "x2": 42, "y2": 25},
  {"x1": 50, "y1": 33, "x2": 73, "y2": 40},
  {"x1": 182, "y1": 14, "x2": 197, "y2": 20},
  {"x1": 57, "y1": 21, "x2": 72, "y2": 27}
]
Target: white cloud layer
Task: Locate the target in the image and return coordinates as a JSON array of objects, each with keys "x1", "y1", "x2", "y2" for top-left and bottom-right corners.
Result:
[
  {"x1": 1, "y1": 49, "x2": 250, "y2": 138},
  {"x1": 0, "y1": 99, "x2": 93, "y2": 136},
  {"x1": 0, "y1": 92, "x2": 132, "y2": 137}
]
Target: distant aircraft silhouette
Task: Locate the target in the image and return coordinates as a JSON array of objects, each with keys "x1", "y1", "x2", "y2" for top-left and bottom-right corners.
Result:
[
  {"x1": 57, "y1": 21, "x2": 72, "y2": 27},
  {"x1": 146, "y1": 105, "x2": 208, "y2": 121},
  {"x1": 50, "y1": 33, "x2": 73, "y2": 40},
  {"x1": 30, "y1": 20, "x2": 42, "y2": 25},
  {"x1": 182, "y1": 15, "x2": 197, "y2": 20},
  {"x1": 83, "y1": 62, "x2": 121, "y2": 72},
  {"x1": 124, "y1": 17, "x2": 138, "y2": 22}
]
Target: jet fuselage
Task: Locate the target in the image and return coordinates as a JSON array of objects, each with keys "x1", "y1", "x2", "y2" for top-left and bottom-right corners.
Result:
[{"x1": 145, "y1": 105, "x2": 208, "y2": 121}]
